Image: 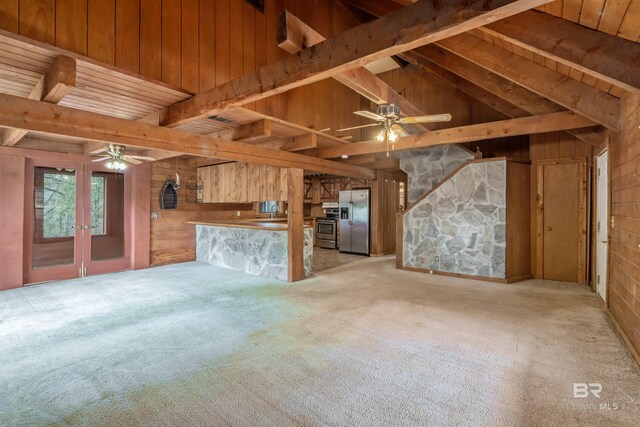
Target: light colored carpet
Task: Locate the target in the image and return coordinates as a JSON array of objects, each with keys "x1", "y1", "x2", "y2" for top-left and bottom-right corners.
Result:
[{"x1": 1, "y1": 259, "x2": 638, "y2": 426}]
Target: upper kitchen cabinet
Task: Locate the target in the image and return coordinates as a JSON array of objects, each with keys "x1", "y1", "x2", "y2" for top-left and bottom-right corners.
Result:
[
  {"x1": 303, "y1": 177, "x2": 372, "y2": 204},
  {"x1": 198, "y1": 163, "x2": 288, "y2": 203}
]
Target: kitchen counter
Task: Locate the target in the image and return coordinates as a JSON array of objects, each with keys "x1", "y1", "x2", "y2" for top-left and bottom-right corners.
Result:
[
  {"x1": 192, "y1": 220, "x2": 313, "y2": 281},
  {"x1": 188, "y1": 218, "x2": 315, "y2": 231}
]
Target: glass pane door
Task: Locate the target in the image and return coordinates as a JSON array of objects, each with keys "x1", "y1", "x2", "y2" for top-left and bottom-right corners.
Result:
[
  {"x1": 32, "y1": 167, "x2": 77, "y2": 268},
  {"x1": 90, "y1": 171, "x2": 125, "y2": 261},
  {"x1": 27, "y1": 164, "x2": 84, "y2": 284},
  {"x1": 85, "y1": 167, "x2": 128, "y2": 276},
  {"x1": 26, "y1": 161, "x2": 130, "y2": 284}
]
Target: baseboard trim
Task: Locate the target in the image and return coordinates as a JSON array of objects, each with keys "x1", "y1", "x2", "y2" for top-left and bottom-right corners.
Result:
[
  {"x1": 398, "y1": 266, "x2": 532, "y2": 284},
  {"x1": 607, "y1": 309, "x2": 640, "y2": 367}
]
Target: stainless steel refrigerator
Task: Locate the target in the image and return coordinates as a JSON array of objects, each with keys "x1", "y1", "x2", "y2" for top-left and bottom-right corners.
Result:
[{"x1": 339, "y1": 189, "x2": 370, "y2": 255}]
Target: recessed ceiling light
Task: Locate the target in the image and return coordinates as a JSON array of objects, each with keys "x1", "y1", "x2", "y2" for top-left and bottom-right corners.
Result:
[{"x1": 341, "y1": 154, "x2": 349, "y2": 159}]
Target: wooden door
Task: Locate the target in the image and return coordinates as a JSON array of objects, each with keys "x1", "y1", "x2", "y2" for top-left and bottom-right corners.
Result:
[
  {"x1": 25, "y1": 159, "x2": 85, "y2": 284},
  {"x1": 25, "y1": 160, "x2": 131, "y2": 284},
  {"x1": 84, "y1": 164, "x2": 130, "y2": 276},
  {"x1": 537, "y1": 160, "x2": 587, "y2": 283}
]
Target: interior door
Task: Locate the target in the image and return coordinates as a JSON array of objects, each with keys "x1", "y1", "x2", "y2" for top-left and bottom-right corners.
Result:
[
  {"x1": 26, "y1": 160, "x2": 84, "y2": 284},
  {"x1": 541, "y1": 161, "x2": 584, "y2": 282},
  {"x1": 596, "y1": 151, "x2": 609, "y2": 301}
]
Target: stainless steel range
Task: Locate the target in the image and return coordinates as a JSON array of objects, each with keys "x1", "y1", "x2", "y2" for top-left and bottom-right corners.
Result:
[{"x1": 315, "y1": 206, "x2": 339, "y2": 249}]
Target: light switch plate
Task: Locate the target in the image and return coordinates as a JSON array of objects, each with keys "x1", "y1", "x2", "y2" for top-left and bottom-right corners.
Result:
[{"x1": 151, "y1": 212, "x2": 159, "y2": 220}]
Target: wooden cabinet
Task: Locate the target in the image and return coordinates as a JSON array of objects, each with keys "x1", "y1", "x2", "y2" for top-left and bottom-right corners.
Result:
[
  {"x1": 198, "y1": 162, "x2": 288, "y2": 203},
  {"x1": 303, "y1": 177, "x2": 371, "y2": 204}
]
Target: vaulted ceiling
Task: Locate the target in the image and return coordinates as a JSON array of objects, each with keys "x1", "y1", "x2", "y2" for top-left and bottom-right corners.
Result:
[{"x1": 0, "y1": 0, "x2": 637, "y2": 175}]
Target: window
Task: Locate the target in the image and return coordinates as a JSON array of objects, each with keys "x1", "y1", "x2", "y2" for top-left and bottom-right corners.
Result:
[
  {"x1": 91, "y1": 176, "x2": 106, "y2": 235},
  {"x1": 43, "y1": 172, "x2": 76, "y2": 238}
]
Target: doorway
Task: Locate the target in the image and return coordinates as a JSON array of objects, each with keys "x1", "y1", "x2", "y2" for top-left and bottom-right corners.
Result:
[
  {"x1": 25, "y1": 159, "x2": 130, "y2": 284},
  {"x1": 535, "y1": 159, "x2": 587, "y2": 284},
  {"x1": 596, "y1": 150, "x2": 609, "y2": 302}
]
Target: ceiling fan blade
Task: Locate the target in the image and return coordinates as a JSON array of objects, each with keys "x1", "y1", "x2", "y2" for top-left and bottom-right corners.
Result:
[
  {"x1": 398, "y1": 113, "x2": 452, "y2": 124},
  {"x1": 336, "y1": 123, "x2": 382, "y2": 132},
  {"x1": 122, "y1": 157, "x2": 143, "y2": 165},
  {"x1": 91, "y1": 157, "x2": 109, "y2": 163},
  {"x1": 126, "y1": 155, "x2": 156, "y2": 161},
  {"x1": 353, "y1": 110, "x2": 385, "y2": 121},
  {"x1": 391, "y1": 124, "x2": 409, "y2": 137}
]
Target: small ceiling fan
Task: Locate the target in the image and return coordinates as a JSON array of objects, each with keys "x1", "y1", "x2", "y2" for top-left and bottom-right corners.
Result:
[
  {"x1": 92, "y1": 144, "x2": 156, "y2": 170},
  {"x1": 336, "y1": 104, "x2": 452, "y2": 154}
]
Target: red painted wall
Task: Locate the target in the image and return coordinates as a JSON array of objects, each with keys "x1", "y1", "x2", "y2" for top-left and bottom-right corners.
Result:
[{"x1": 0, "y1": 153, "x2": 25, "y2": 290}]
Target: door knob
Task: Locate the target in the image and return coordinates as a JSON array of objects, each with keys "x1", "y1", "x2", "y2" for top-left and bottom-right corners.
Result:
[{"x1": 544, "y1": 227, "x2": 552, "y2": 231}]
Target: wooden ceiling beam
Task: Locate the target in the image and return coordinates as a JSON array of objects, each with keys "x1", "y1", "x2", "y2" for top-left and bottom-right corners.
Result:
[
  {"x1": 161, "y1": 0, "x2": 552, "y2": 127},
  {"x1": 479, "y1": 11, "x2": 640, "y2": 94},
  {"x1": 277, "y1": 10, "x2": 432, "y2": 132},
  {"x1": 2, "y1": 54, "x2": 76, "y2": 147},
  {"x1": 403, "y1": 47, "x2": 606, "y2": 145},
  {"x1": 253, "y1": 133, "x2": 317, "y2": 152},
  {"x1": 316, "y1": 111, "x2": 595, "y2": 158},
  {"x1": 209, "y1": 119, "x2": 272, "y2": 142},
  {"x1": 437, "y1": 34, "x2": 621, "y2": 131},
  {"x1": 43, "y1": 55, "x2": 76, "y2": 104},
  {"x1": 0, "y1": 93, "x2": 375, "y2": 179}
]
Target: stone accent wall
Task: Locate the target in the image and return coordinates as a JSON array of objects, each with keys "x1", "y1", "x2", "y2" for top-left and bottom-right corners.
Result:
[
  {"x1": 397, "y1": 145, "x2": 473, "y2": 204},
  {"x1": 403, "y1": 160, "x2": 506, "y2": 278},
  {"x1": 196, "y1": 225, "x2": 313, "y2": 281}
]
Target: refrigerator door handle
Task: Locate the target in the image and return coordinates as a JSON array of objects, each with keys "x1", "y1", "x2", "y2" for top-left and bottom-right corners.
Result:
[{"x1": 348, "y1": 201, "x2": 353, "y2": 225}]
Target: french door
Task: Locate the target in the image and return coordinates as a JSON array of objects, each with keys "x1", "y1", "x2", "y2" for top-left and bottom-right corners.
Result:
[{"x1": 25, "y1": 158, "x2": 130, "y2": 284}]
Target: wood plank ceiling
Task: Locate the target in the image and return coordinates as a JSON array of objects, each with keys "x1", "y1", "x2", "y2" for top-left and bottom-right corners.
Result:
[{"x1": 0, "y1": 0, "x2": 627, "y2": 171}]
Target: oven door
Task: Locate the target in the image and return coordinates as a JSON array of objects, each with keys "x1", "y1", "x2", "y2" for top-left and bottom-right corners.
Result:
[{"x1": 316, "y1": 221, "x2": 336, "y2": 240}]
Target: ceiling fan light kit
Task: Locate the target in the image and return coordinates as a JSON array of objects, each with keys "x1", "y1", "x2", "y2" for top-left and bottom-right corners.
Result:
[
  {"x1": 106, "y1": 159, "x2": 127, "y2": 170},
  {"x1": 336, "y1": 103, "x2": 452, "y2": 155},
  {"x1": 91, "y1": 144, "x2": 157, "y2": 169}
]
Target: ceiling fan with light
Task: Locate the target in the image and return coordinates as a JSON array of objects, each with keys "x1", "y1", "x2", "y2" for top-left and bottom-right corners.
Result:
[
  {"x1": 336, "y1": 104, "x2": 452, "y2": 155},
  {"x1": 91, "y1": 144, "x2": 156, "y2": 170}
]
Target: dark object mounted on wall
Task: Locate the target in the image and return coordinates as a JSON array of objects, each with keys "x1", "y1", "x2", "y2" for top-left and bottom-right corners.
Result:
[
  {"x1": 160, "y1": 177, "x2": 179, "y2": 210},
  {"x1": 244, "y1": 0, "x2": 264, "y2": 13}
]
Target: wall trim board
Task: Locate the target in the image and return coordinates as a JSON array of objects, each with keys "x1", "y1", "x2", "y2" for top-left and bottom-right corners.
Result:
[{"x1": 398, "y1": 265, "x2": 534, "y2": 284}]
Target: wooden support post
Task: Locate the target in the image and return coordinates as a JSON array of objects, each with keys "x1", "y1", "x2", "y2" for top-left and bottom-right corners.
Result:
[{"x1": 287, "y1": 167, "x2": 305, "y2": 282}]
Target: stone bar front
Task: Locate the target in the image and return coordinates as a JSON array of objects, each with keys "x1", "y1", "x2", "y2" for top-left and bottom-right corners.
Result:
[{"x1": 193, "y1": 221, "x2": 313, "y2": 282}]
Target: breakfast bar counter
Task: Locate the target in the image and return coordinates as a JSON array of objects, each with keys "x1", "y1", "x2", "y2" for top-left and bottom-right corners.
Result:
[{"x1": 189, "y1": 220, "x2": 313, "y2": 281}]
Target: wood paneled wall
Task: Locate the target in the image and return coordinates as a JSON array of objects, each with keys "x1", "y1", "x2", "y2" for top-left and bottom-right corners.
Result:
[
  {"x1": 150, "y1": 157, "x2": 257, "y2": 266},
  {"x1": 609, "y1": 93, "x2": 640, "y2": 359},
  {"x1": 529, "y1": 131, "x2": 593, "y2": 277},
  {"x1": 370, "y1": 170, "x2": 401, "y2": 256},
  {"x1": 0, "y1": 0, "x2": 371, "y2": 132}
]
